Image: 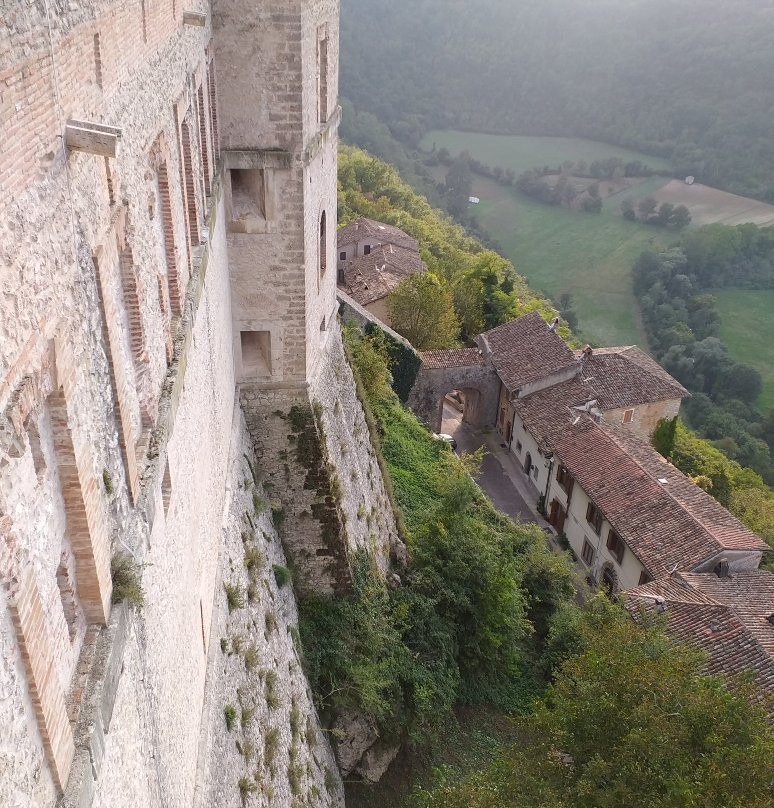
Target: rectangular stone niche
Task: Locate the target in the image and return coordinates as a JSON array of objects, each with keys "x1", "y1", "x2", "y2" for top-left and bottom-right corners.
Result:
[
  {"x1": 228, "y1": 168, "x2": 266, "y2": 232},
  {"x1": 240, "y1": 331, "x2": 272, "y2": 379}
]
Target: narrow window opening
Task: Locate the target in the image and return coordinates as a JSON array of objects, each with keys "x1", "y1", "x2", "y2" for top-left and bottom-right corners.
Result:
[
  {"x1": 180, "y1": 121, "x2": 200, "y2": 246},
  {"x1": 104, "y1": 157, "x2": 115, "y2": 205},
  {"x1": 56, "y1": 555, "x2": 78, "y2": 642},
  {"x1": 156, "y1": 161, "x2": 181, "y2": 315},
  {"x1": 363, "y1": 244, "x2": 371, "y2": 256},
  {"x1": 317, "y1": 28, "x2": 329, "y2": 124},
  {"x1": 197, "y1": 84, "x2": 211, "y2": 196},
  {"x1": 141, "y1": 0, "x2": 148, "y2": 43},
  {"x1": 320, "y1": 316, "x2": 327, "y2": 333},
  {"x1": 339, "y1": 251, "x2": 346, "y2": 261},
  {"x1": 240, "y1": 331, "x2": 272, "y2": 379},
  {"x1": 319, "y1": 210, "x2": 327, "y2": 276},
  {"x1": 162, "y1": 459, "x2": 172, "y2": 514},
  {"x1": 207, "y1": 62, "x2": 219, "y2": 161},
  {"x1": 27, "y1": 416, "x2": 47, "y2": 478},
  {"x1": 93, "y1": 34, "x2": 103, "y2": 89}
]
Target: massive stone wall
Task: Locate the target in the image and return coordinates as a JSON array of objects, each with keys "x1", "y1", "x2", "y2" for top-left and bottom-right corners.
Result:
[
  {"x1": 241, "y1": 320, "x2": 404, "y2": 596},
  {"x1": 195, "y1": 414, "x2": 344, "y2": 808},
  {"x1": 0, "y1": 0, "x2": 381, "y2": 805}
]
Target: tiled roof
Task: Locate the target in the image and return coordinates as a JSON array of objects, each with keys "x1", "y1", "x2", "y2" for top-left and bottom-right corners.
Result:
[
  {"x1": 421, "y1": 348, "x2": 485, "y2": 370},
  {"x1": 555, "y1": 418, "x2": 768, "y2": 578},
  {"x1": 627, "y1": 571, "x2": 774, "y2": 712},
  {"x1": 337, "y1": 217, "x2": 419, "y2": 252},
  {"x1": 481, "y1": 311, "x2": 577, "y2": 392},
  {"x1": 338, "y1": 244, "x2": 426, "y2": 307},
  {"x1": 512, "y1": 377, "x2": 595, "y2": 452},
  {"x1": 577, "y1": 346, "x2": 690, "y2": 409}
]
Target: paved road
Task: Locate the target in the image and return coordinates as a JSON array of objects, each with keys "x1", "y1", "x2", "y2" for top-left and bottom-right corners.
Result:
[{"x1": 441, "y1": 404, "x2": 538, "y2": 524}]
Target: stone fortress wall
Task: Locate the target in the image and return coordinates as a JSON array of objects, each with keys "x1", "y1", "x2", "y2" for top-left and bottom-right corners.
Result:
[{"x1": 0, "y1": 0, "x2": 398, "y2": 805}]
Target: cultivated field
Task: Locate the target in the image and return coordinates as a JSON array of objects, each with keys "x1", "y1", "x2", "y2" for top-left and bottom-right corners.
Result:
[
  {"x1": 423, "y1": 130, "x2": 774, "y2": 352},
  {"x1": 713, "y1": 289, "x2": 774, "y2": 412},
  {"x1": 649, "y1": 180, "x2": 774, "y2": 226}
]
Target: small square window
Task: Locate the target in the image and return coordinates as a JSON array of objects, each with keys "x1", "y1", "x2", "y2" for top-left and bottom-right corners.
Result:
[
  {"x1": 582, "y1": 540, "x2": 595, "y2": 566},
  {"x1": 363, "y1": 244, "x2": 371, "y2": 256},
  {"x1": 340, "y1": 251, "x2": 347, "y2": 261}
]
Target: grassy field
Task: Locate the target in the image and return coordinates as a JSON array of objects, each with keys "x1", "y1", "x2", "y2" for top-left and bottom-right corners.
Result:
[
  {"x1": 419, "y1": 132, "x2": 676, "y2": 346},
  {"x1": 713, "y1": 289, "x2": 774, "y2": 412},
  {"x1": 420, "y1": 131, "x2": 673, "y2": 176},
  {"x1": 471, "y1": 175, "x2": 672, "y2": 347}
]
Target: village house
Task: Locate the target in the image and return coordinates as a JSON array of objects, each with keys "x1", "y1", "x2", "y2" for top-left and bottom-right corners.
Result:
[
  {"x1": 627, "y1": 570, "x2": 774, "y2": 716},
  {"x1": 545, "y1": 417, "x2": 768, "y2": 594},
  {"x1": 409, "y1": 310, "x2": 768, "y2": 597},
  {"x1": 336, "y1": 217, "x2": 426, "y2": 323},
  {"x1": 484, "y1": 311, "x2": 689, "y2": 498}
]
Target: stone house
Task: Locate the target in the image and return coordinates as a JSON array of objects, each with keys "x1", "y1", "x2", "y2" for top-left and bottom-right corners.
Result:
[
  {"x1": 336, "y1": 216, "x2": 419, "y2": 270},
  {"x1": 545, "y1": 418, "x2": 768, "y2": 594},
  {"x1": 627, "y1": 570, "x2": 774, "y2": 716},
  {"x1": 336, "y1": 218, "x2": 425, "y2": 324}
]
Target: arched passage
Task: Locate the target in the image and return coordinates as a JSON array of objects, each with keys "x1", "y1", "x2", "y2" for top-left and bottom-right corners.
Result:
[{"x1": 407, "y1": 348, "x2": 502, "y2": 434}]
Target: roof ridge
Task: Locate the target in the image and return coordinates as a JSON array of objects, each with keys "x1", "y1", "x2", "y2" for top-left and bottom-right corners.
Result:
[{"x1": 597, "y1": 422, "x2": 728, "y2": 560}]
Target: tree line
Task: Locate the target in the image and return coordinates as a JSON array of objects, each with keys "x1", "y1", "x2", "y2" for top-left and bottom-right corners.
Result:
[
  {"x1": 341, "y1": 0, "x2": 774, "y2": 201},
  {"x1": 633, "y1": 223, "x2": 774, "y2": 485}
]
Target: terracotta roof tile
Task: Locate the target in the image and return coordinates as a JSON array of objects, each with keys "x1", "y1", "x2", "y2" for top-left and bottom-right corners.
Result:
[
  {"x1": 628, "y1": 571, "x2": 774, "y2": 713},
  {"x1": 556, "y1": 419, "x2": 768, "y2": 578},
  {"x1": 421, "y1": 348, "x2": 485, "y2": 370},
  {"x1": 577, "y1": 346, "x2": 690, "y2": 408},
  {"x1": 481, "y1": 311, "x2": 577, "y2": 392},
  {"x1": 337, "y1": 217, "x2": 419, "y2": 252},
  {"x1": 512, "y1": 377, "x2": 594, "y2": 452},
  {"x1": 338, "y1": 244, "x2": 426, "y2": 307}
]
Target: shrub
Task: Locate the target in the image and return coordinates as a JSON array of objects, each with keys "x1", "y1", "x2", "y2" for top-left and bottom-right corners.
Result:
[
  {"x1": 102, "y1": 468, "x2": 114, "y2": 495},
  {"x1": 241, "y1": 704, "x2": 255, "y2": 729},
  {"x1": 265, "y1": 670, "x2": 280, "y2": 709},
  {"x1": 244, "y1": 645, "x2": 259, "y2": 672},
  {"x1": 111, "y1": 553, "x2": 144, "y2": 608},
  {"x1": 224, "y1": 704, "x2": 237, "y2": 732},
  {"x1": 244, "y1": 545, "x2": 265, "y2": 578},
  {"x1": 224, "y1": 583, "x2": 245, "y2": 612},
  {"x1": 264, "y1": 727, "x2": 281, "y2": 766},
  {"x1": 272, "y1": 564, "x2": 291, "y2": 588},
  {"x1": 238, "y1": 776, "x2": 257, "y2": 799}
]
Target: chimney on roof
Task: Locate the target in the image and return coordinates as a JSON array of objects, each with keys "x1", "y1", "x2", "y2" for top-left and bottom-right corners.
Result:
[
  {"x1": 714, "y1": 558, "x2": 731, "y2": 578},
  {"x1": 580, "y1": 345, "x2": 594, "y2": 365},
  {"x1": 549, "y1": 317, "x2": 560, "y2": 333}
]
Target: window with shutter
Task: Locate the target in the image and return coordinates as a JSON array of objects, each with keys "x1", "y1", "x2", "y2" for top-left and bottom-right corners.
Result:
[
  {"x1": 586, "y1": 502, "x2": 603, "y2": 534},
  {"x1": 606, "y1": 529, "x2": 625, "y2": 564}
]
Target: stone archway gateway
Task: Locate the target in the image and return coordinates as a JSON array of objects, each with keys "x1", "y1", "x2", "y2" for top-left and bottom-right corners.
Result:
[{"x1": 408, "y1": 348, "x2": 501, "y2": 433}]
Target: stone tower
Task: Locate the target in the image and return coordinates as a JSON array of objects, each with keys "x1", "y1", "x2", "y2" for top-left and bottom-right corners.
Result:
[{"x1": 212, "y1": 0, "x2": 341, "y2": 391}]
